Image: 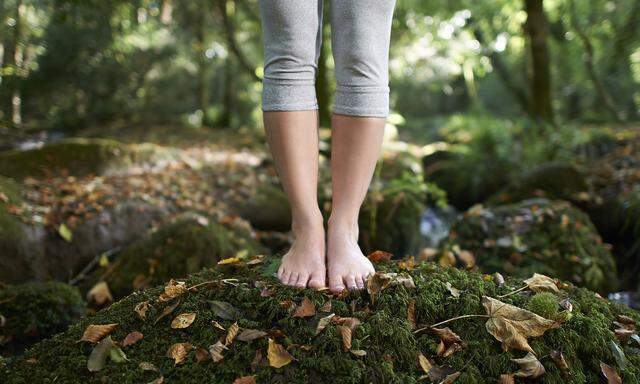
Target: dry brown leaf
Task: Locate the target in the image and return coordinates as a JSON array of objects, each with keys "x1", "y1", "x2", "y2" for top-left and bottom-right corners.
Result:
[
  {"x1": 441, "y1": 372, "x2": 461, "y2": 383},
  {"x1": 550, "y1": 350, "x2": 570, "y2": 378},
  {"x1": 398, "y1": 256, "x2": 415, "y2": 271},
  {"x1": 418, "y1": 247, "x2": 439, "y2": 262},
  {"x1": 195, "y1": 347, "x2": 210, "y2": 362},
  {"x1": 122, "y1": 331, "x2": 143, "y2": 347},
  {"x1": 134, "y1": 300, "x2": 151, "y2": 320},
  {"x1": 237, "y1": 329, "x2": 268, "y2": 342},
  {"x1": 210, "y1": 340, "x2": 227, "y2": 362},
  {"x1": 350, "y1": 349, "x2": 367, "y2": 357},
  {"x1": 615, "y1": 328, "x2": 635, "y2": 341},
  {"x1": 511, "y1": 352, "x2": 545, "y2": 378},
  {"x1": 407, "y1": 299, "x2": 416, "y2": 329},
  {"x1": 559, "y1": 298, "x2": 573, "y2": 312},
  {"x1": 439, "y1": 250, "x2": 457, "y2": 267},
  {"x1": 86, "y1": 282, "x2": 113, "y2": 306},
  {"x1": 212, "y1": 320, "x2": 225, "y2": 331},
  {"x1": 154, "y1": 299, "x2": 181, "y2": 325},
  {"x1": 233, "y1": 376, "x2": 256, "y2": 384},
  {"x1": 445, "y1": 282, "x2": 460, "y2": 298},
  {"x1": 332, "y1": 316, "x2": 362, "y2": 330},
  {"x1": 497, "y1": 374, "x2": 515, "y2": 384},
  {"x1": 319, "y1": 299, "x2": 332, "y2": 312},
  {"x1": 251, "y1": 349, "x2": 262, "y2": 372},
  {"x1": 337, "y1": 325, "x2": 352, "y2": 351},
  {"x1": 171, "y1": 313, "x2": 196, "y2": 329},
  {"x1": 367, "y1": 250, "x2": 393, "y2": 263},
  {"x1": 431, "y1": 327, "x2": 464, "y2": 357},
  {"x1": 483, "y1": 296, "x2": 558, "y2": 353},
  {"x1": 457, "y1": 250, "x2": 475, "y2": 269},
  {"x1": 315, "y1": 313, "x2": 336, "y2": 335},
  {"x1": 523, "y1": 273, "x2": 559, "y2": 293},
  {"x1": 267, "y1": 338, "x2": 293, "y2": 368},
  {"x1": 80, "y1": 323, "x2": 118, "y2": 343},
  {"x1": 600, "y1": 362, "x2": 622, "y2": 384},
  {"x1": 225, "y1": 322, "x2": 240, "y2": 346},
  {"x1": 366, "y1": 272, "x2": 415, "y2": 299},
  {"x1": 418, "y1": 353, "x2": 432, "y2": 373},
  {"x1": 292, "y1": 297, "x2": 316, "y2": 318},
  {"x1": 166, "y1": 342, "x2": 192, "y2": 365},
  {"x1": 139, "y1": 361, "x2": 159, "y2": 371},
  {"x1": 158, "y1": 279, "x2": 187, "y2": 302},
  {"x1": 617, "y1": 315, "x2": 637, "y2": 326}
]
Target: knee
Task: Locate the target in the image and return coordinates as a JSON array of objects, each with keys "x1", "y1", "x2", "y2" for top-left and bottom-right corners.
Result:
[{"x1": 262, "y1": 48, "x2": 319, "y2": 112}]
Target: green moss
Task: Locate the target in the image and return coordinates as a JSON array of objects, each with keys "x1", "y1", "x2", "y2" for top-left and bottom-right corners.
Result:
[
  {"x1": 527, "y1": 293, "x2": 559, "y2": 319},
  {"x1": 0, "y1": 282, "x2": 86, "y2": 356},
  {"x1": 444, "y1": 198, "x2": 618, "y2": 293},
  {"x1": 235, "y1": 184, "x2": 292, "y2": 232},
  {"x1": 85, "y1": 217, "x2": 266, "y2": 299},
  {"x1": 3, "y1": 259, "x2": 639, "y2": 383}
]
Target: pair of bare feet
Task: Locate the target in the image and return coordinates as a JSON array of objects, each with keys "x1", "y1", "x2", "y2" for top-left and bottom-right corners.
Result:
[{"x1": 276, "y1": 215, "x2": 375, "y2": 293}]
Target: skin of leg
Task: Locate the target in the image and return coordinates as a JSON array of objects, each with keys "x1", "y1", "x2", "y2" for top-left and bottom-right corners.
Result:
[
  {"x1": 327, "y1": 114, "x2": 385, "y2": 293},
  {"x1": 264, "y1": 110, "x2": 326, "y2": 288}
]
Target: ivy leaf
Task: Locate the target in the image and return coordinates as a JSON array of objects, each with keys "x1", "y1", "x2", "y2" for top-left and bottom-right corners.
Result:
[
  {"x1": 483, "y1": 296, "x2": 558, "y2": 353},
  {"x1": 511, "y1": 352, "x2": 545, "y2": 378},
  {"x1": 267, "y1": 338, "x2": 293, "y2": 368}
]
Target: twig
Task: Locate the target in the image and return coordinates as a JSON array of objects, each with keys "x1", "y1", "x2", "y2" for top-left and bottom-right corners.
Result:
[
  {"x1": 68, "y1": 247, "x2": 121, "y2": 286},
  {"x1": 413, "y1": 314, "x2": 490, "y2": 333},
  {"x1": 497, "y1": 285, "x2": 527, "y2": 298}
]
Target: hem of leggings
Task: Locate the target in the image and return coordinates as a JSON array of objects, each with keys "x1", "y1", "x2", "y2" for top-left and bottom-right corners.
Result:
[
  {"x1": 262, "y1": 104, "x2": 319, "y2": 112},
  {"x1": 332, "y1": 106, "x2": 389, "y2": 118}
]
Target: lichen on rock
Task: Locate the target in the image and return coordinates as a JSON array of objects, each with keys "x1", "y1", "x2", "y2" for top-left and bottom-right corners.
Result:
[{"x1": 2, "y1": 258, "x2": 638, "y2": 383}]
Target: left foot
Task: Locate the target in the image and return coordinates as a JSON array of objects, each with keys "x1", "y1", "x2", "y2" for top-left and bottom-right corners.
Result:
[{"x1": 326, "y1": 219, "x2": 375, "y2": 294}]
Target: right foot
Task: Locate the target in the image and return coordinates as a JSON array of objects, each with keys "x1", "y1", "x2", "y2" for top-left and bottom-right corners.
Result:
[{"x1": 276, "y1": 217, "x2": 326, "y2": 289}]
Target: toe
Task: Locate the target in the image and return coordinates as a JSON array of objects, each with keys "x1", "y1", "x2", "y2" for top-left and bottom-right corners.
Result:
[
  {"x1": 329, "y1": 276, "x2": 345, "y2": 294},
  {"x1": 287, "y1": 273, "x2": 299, "y2": 286},
  {"x1": 355, "y1": 275, "x2": 365, "y2": 290},
  {"x1": 280, "y1": 270, "x2": 291, "y2": 285},
  {"x1": 295, "y1": 273, "x2": 309, "y2": 288},
  {"x1": 344, "y1": 275, "x2": 358, "y2": 291},
  {"x1": 308, "y1": 272, "x2": 326, "y2": 289}
]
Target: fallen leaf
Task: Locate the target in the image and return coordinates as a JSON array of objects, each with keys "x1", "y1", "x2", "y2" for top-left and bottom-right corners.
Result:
[
  {"x1": 251, "y1": 349, "x2": 262, "y2": 372},
  {"x1": 366, "y1": 272, "x2": 415, "y2": 299},
  {"x1": 154, "y1": 299, "x2": 181, "y2": 325},
  {"x1": 139, "y1": 362, "x2": 159, "y2": 371},
  {"x1": 483, "y1": 296, "x2": 558, "y2": 353},
  {"x1": 497, "y1": 374, "x2": 515, "y2": 384},
  {"x1": 218, "y1": 257, "x2": 241, "y2": 265},
  {"x1": 225, "y1": 322, "x2": 240, "y2": 345},
  {"x1": 171, "y1": 313, "x2": 196, "y2": 329},
  {"x1": 615, "y1": 328, "x2": 635, "y2": 341},
  {"x1": 237, "y1": 329, "x2": 268, "y2": 342},
  {"x1": 122, "y1": 331, "x2": 143, "y2": 347},
  {"x1": 319, "y1": 299, "x2": 332, "y2": 312},
  {"x1": 444, "y1": 282, "x2": 460, "y2": 298},
  {"x1": 86, "y1": 282, "x2": 113, "y2": 306},
  {"x1": 80, "y1": 324, "x2": 118, "y2": 343},
  {"x1": 58, "y1": 223, "x2": 73, "y2": 242},
  {"x1": 600, "y1": 362, "x2": 622, "y2": 384},
  {"x1": 367, "y1": 250, "x2": 393, "y2": 263},
  {"x1": 418, "y1": 353, "x2": 432, "y2": 373},
  {"x1": 350, "y1": 349, "x2": 366, "y2": 357},
  {"x1": 511, "y1": 352, "x2": 545, "y2": 378},
  {"x1": 233, "y1": 376, "x2": 256, "y2": 384},
  {"x1": 209, "y1": 340, "x2": 227, "y2": 362},
  {"x1": 292, "y1": 297, "x2": 316, "y2": 318},
  {"x1": 457, "y1": 250, "x2": 475, "y2": 268},
  {"x1": 158, "y1": 279, "x2": 187, "y2": 302},
  {"x1": 407, "y1": 299, "x2": 416, "y2": 329},
  {"x1": 431, "y1": 327, "x2": 464, "y2": 357},
  {"x1": 610, "y1": 341, "x2": 627, "y2": 370},
  {"x1": 315, "y1": 313, "x2": 336, "y2": 335},
  {"x1": 398, "y1": 256, "x2": 415, "y2": 271},
  {"x1": 210, "y1": 300, "x2": 241, "y2": 320},
  {"x1": 337, "y1": 325, "x2": 352, "y2": 351},
  {"x1": 134, "y1": 300, "x2": 152, "y2": 320},
  {"x1": 267, "y1": 338, "x2": 293, "y2": 368},
  {"x1": 195, "y1": 347, "x2": 210, "y2": 362},
  {"x1": 87, "y1": 336, "x2": 126, "y2": 372},
  {"x1": 441, "y1": 372, "x2": 461, "y2": 383},
  {"x1": 332, "y1": 316, "x2": 362, "y2": 330},
  {"x1": 617, "y1": 315, "x2": 636, "y2": 326},
  {"x1": 550, "y1": 350, "x2": 570, "y2": 378},
  {"x1": 418, "y1": 247, "x2": 439, "y2": 262},
  {"x1": 166, "y1": 342, "x2": 192, "y2": 365},
  {"x1": 438, "y1": 250, "x2": 456, "y2": 267},
  {"x1": 559, "y1": 298, "x2": 573, "y2": 312},
  {"x1": 523, "y1": 273, "x2": 559, "y2": 293},
  {"x1": 493, "y1": 273, "x2": 505, "y2": 286}
]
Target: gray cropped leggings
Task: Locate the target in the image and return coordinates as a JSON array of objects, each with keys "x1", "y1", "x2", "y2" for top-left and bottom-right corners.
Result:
[{"x1": 258, "y1": 0, "x2": 396, "y2": 118}]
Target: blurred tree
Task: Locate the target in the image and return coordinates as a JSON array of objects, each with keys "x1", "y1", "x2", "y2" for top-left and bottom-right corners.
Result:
[{"x1": 524, "y1": 0, "x2": 554, "y2": 123}]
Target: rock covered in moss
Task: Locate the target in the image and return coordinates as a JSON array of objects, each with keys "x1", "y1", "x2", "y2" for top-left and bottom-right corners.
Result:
[
  {"x1": 0, "y1": 282, "x2": 86, "y2": 356},
  {"x1": 442, "y1": 199, "x2": 618, "y2": 293},
  {"x1": 3, "y1": 258, "x2": 639, "y2": 383},
  {"x1": 84, "y1": 216, "x2": 266, "y2": 299},
  {"x1": 234, "y1": 184, "x2": 292, "y2": 232}
]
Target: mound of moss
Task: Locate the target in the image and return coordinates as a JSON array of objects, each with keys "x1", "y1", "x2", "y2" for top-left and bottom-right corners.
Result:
[
  {"x1": 2, "y1": 259, "x2": 639, "y2": 383},
  {"x1": 0, "y1": 282, "x2": 86, "y2": 356},
  {"x1": 234, "y1": 184, "x2": 292, "y2": 232},
  {"x1": 443, "y1": 199, "x2": 618, "y2": 293},
  {"x1": 0, "y1": 138, "x2": 169, "y2": 179},
  {"x1": 84, "y1": 216, "x2": 266, "y2": 299}
]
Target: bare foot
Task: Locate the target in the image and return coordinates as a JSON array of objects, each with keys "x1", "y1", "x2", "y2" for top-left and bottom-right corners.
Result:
[
  {"x1": 277, "y1": 216, "x2": 326, "y2": 289},
  {"x1": 326, "y1": 219, "x2": 375, "y2": 293}
]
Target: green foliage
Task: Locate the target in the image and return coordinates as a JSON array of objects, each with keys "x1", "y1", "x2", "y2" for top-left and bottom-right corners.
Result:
[
  {"x1": 444, "y1": 199, "x2": 618, "y2": 293},
  {"x1": 527, "y1": 292, "x2": 559, "y2": 319},
  {"x1": 0, "y1": 282, "x2": 86, "y2": 356},
  {"x1": 2, "y1": 260, "x2": 639, "y2": 383}
]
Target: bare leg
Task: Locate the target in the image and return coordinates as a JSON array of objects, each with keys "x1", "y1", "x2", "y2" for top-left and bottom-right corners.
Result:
[
  {"x1": 264, "y1": 111, "x2": 326, "y2": 289},
  {"x1": 327, "y1": 114, "x2": 384, "y2": 293}
]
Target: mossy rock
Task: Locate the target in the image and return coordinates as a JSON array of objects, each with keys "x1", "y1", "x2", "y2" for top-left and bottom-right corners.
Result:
[
  {"x1": 443, "y1": 199, "x2": 618, "y2": 293},
  {"x1": 235, "y1": 184, "x2": 292, "y2": 232},
  {"x1": 85, "y1": 216, "x2": 266, "y2": 299},
  {"x1": 0, "y1": 138, "x2": 168, "y2": 179},
  {"x1": 3, "y1": 260, "x2": 640, "y2": 383},
  {"x1": 0, "y1": 282, "x2": 86, "y2": 356},
  {"x1": 490, "y1": 162, "x2": 588, "y2": 205}
]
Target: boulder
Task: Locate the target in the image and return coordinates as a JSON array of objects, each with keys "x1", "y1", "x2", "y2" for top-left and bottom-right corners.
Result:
[
  {"x1": 2, "y1": 259, "x2": 639, "y2": 383},
  {"x1": 442, "y1": 199, "x2": 618, "y2": 293}
]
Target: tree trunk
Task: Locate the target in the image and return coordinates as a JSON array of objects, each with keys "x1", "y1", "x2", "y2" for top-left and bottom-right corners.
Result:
[
  {"x1": 1, "y1": 0, "x2": 23, "y2": 127},
  {"x1": 194, "y1": 8, "x2": 210, "y2": 126},
  {"x1": 524, "y1": 0, "x2": 554, "y2": 123},
  {"x1": 219, "y1": 0, "x2": 260, "y2": 82}
]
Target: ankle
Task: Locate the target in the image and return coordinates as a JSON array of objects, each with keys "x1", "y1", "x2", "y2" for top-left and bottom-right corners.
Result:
[
  {"x1": 291, "y1": 210, "x2": 324, "y2": 235},
  {"x1": 327, "y1": 216, "x2": 359, "y2": 238}
]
